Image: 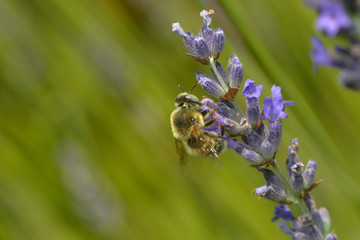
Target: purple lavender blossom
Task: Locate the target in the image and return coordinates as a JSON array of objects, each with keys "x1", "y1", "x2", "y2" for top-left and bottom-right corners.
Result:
[
  {"x1": 272, "y1": 205, "x2": 296, "y2": 222},
  {"x1": 253, "y1": 169, "x2": 290, "y2": 203},
  {"x1": 311, "y1": 36, "x2": 333, "y2": 67},
  {"x1": 315, "y1": 1, "x2": 352, "y2": 37},
  {"x1": 260, "y1": 85, "x2": 294, "y2": 123},
  {"x1": 242, "y1": 79, "x2": 263, "y2": 99},
  {"x1": 242, "y1": 79, "x2": 263, "y2": 126},
  {"x1": 172, "y1": 10, "x2": 225, "y2": 64}
]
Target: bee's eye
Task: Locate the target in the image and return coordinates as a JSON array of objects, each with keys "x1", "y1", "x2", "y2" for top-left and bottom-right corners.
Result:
[
  {"x1": 178, "y1": 102, "x2": 184, "y2": 107},
  {"x1": 191, "y1": 118, "x2": 196, "y2": 124}
]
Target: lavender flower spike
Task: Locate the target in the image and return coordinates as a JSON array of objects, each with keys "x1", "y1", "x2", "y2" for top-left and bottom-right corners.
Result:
[{"x1": 260, "y1": 85, "x2": 294, "y2": 123}]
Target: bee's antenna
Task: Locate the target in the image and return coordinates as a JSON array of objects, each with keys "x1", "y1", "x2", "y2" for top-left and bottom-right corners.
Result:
[
  {"x1": 189, "y1": 80, "x2": 201, "y2": 94},
  {"x1": 178, "y1": 84, "x2": 185, "y2": 92}
]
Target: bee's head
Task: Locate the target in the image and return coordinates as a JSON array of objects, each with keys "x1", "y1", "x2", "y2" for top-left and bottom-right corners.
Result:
[{"x1": 175, "y1": 93, "x2": 201, "y2": 108}]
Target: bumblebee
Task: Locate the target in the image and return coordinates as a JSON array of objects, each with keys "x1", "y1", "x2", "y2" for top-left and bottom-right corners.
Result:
[{"x1": 170, "y1": 89, "x2": 226, "y2": 165}]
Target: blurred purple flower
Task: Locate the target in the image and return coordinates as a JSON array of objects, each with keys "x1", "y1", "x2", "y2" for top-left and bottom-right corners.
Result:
[
  {"x1": 311, "y1": 36, "x2": 333, "y2": 67},
  {"x1": 315, "y1": 1, "x2": 352, "y2": 37}
]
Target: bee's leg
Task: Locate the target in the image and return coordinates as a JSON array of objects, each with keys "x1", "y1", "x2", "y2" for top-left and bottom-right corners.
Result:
[
  {"x1": 203, "y1": 131, "x2": 219, "y2": 137},
  {"x1": 220, "y1": 125, "x2": 225, "y2": 137},
  {"x1": 201, "y1": 109, "x2": 210, "y2": 118},
  {"x1": 204, "y1": 108, "x2": 217, "y2": 127},
  {"x1": 223, "y1": 123, "x2": 245, "y2": 137}
]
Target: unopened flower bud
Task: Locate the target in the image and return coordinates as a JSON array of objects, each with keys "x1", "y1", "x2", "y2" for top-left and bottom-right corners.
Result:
[
  {"x1": 194, "y1": 36, "x2": 210, "y2": 59},
  {"x1": 305, "y1": 224, "x2": 323, "y2": 240},
  {"x1": 286, "y1": 155, "x2": 301, "y2": 179},
  {"x1": 261, "y1": 169, "x2": 285, "y2": 189},
  {"x1": 268, "y1": 120, "x2": 282, "y2": 152},
  {"x1": 253, "y1": 184, "x2": 289, "y2": 202},
  {"x1": 242, "y1": 149, "x2": 264, "y2": 165},
  {"x1": 196, "y1": 71, "x2": 225, "y2": 98},
  {"x1": 325, "y1": 232, "x2": 338, "y2": 240},
  {"x1": 339, "y1": 69, "x2": 360, "y2": 90},
  {"x1": 210, "y1": 28, "x2": 225, "y2": 58},
  {"x1": 292, "y1": 232, "x2": 307, "y2": 240},
  {"x1": 226, "y1": 138, "x2": 247, "y2": 155},
  {"x1": 304, "y1": 159, "x2": 317, "y2": 190},
  {"x1": 172, "y1": 22, "x2": 187, "y2": 37},
  {"x1": 291, "y1": 162, "x2": 304, "y2": 176},
  {"x1": 316, "y1": 208, "x2": 331, "y2": 235},
  {"x1": 304, "y1": 193, "x2": 317, "y2": 213},
  {"x1": 291, "y1": 174, "x2": 304, "y2": 196},
  {"x1": 227, "y1": 53, "x2": 243, "y2": 88},
  {"x1": 277, "y1": 221, "x2": 293, "y2": 235},
  {"x1": 215, "y1": 101, "x2": 241, "y2": 122},
  {"x1": 272, "y1": 205, "x2": 296, "y2": 222},
  {"x1": 255, "y1": 122, "x2": 267, "y2": 138},
  {"x1": 260, "y1": 140, "x2": 274, "y2": 160},
  {"x1": 288, "y1": 138, "x2": 299, "y2": 157},
  {"x1": 290, "y1": 162, "x2": 304, "y2": 195},
  {"x1": 247, "y1": 105, "x2": 261, "y2": 127},
  {"x1": 241, "y1": 123, "x2": 263, "y2": 153}
]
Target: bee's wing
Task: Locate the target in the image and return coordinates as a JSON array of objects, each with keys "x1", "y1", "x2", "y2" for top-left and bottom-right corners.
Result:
[
  {"x1": 193, "y1": 125, "x2": 221, "y2": 159},
  {"x1": 198, "y1": 132, "x2": 223, "y2": 167},
  {"x1": 175, "y1": 138, "x2": 188, "y2": 166}
]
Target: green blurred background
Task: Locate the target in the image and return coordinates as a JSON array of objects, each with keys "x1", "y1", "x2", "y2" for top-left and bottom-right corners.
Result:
[{"x1": 0, "y1": 0, "x2": 359, "y2": 239}]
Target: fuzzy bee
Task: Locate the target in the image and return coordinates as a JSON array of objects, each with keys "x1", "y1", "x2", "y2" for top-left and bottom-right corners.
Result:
[{"x1": 170, "y1": 85, "x2": 226, "y2": 165}]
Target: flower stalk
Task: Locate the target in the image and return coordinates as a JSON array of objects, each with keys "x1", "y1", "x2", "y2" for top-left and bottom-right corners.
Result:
[
  {"x1": 209, "y1": 57, "x2": 228, "y2": 91},
  {"x1": 271, "y1": 160, "x2": 308, "y2": 215},
  {"x1": 172, "y1": 9, "x2": 337, "y2": 239}
]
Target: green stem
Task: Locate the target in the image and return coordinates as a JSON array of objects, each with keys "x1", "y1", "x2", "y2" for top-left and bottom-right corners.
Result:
[
  {"x1": 271, "y1": 160, "x2": 308, "y2": 215},
  {"x1": 230, "y1": 99, "x2": 245, "y2": 119},
  {"x1": 209, "y1": 57, "x2": 228, "y2": 92}
]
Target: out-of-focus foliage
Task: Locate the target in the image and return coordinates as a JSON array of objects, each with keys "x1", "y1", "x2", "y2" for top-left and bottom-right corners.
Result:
[{"x1": 0, "y1": 0, "x2": 359, "y2": 239}]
